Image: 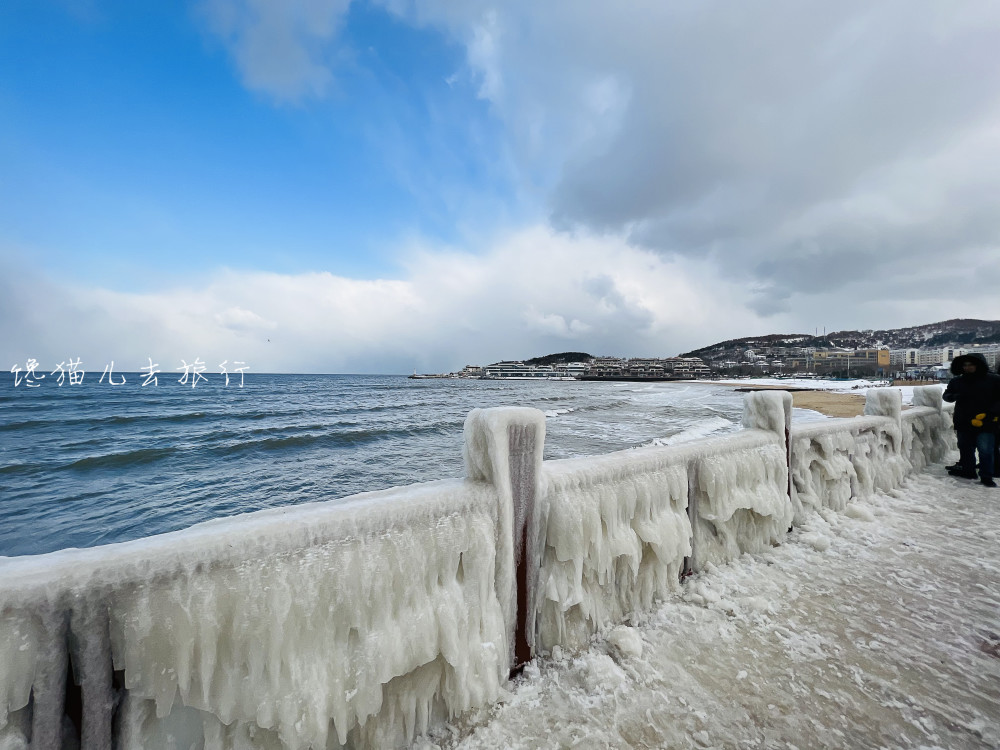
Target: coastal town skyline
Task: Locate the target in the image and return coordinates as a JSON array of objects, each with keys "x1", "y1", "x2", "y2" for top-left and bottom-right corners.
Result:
[{"x1": 3, "y1": 2, "x2": 1000, "y2": 374}]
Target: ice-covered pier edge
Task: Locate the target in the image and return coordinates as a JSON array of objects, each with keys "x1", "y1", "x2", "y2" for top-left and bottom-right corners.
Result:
[{"x1": 0, "y1": 387, "x2": 954, "y2": 749}]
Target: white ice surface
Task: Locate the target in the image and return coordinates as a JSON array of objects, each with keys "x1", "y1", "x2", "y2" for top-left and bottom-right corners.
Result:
[
  {"x1": 534, "y1": 418, "x2": 790, "y2": 653},
  {"x1": 0, "y1": 479, "x2": 510, "y2": 750},
  {"x1": 427, "y1": 464, "x2": 1000, "y2": 750},
  {"x1": 535, "y1": 447, "x2": 692, "y2": 651}
]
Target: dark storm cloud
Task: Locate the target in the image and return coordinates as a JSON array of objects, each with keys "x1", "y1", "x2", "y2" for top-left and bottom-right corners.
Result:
[{"x1": 422, "y1": 0, "x2": 1000, "y2": 311}]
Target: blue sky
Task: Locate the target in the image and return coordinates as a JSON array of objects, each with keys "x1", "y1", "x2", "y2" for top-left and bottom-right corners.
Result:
[
  {"x1": 3, "y1": 1, "x2": 1000, "y2": 373},
  {"x1": 0, "y1": 1, "x2": 513, "y2": 287}
]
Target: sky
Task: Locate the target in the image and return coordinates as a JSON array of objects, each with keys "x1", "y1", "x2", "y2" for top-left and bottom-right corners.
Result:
[{"x1": 3, "y1": 0, "x2": 1000, "y2": 374}]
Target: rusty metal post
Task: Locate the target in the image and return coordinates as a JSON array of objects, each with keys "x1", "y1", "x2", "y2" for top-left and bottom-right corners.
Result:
[
  {"x1": 508, "y1": 423, "x2": 537, "y2": 669},
  {"x1": 463, "y1": 407, "x2": 546, "y2": 676}
]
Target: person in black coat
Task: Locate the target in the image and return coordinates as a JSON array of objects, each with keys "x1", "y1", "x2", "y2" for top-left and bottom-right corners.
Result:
[{"x1": 943, "y1": 353, "x2": 1000, "y2": 487}]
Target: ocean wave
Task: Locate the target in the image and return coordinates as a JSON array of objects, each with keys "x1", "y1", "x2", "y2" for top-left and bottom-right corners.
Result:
[
  {"x1": 63, "y1": 446, "x2": 179, "y2": 471},
  {"x1": 211, "y1": 421, "x2": 460, "y2": 456},
  {"x1": 2, "y1": 411, "x2": 213, "y2": 432},
  {"x1": 571, "y1": 398, "x2": 633, "y2": 413},
  {"x1": 639, "y1": 416, "x2": 735, "y2": 448},
  {"x1": 544, "y1": 407, "x2": 576, "y2": 418}
]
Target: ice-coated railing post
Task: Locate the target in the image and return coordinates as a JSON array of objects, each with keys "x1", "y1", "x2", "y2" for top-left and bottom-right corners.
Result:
[
  {"x1": 683, "y1": 463, "x2": 699, "y2": 576},
  {"x1": 70, "y1": 598, "x2": 114, "y2": 750},
  {"x1": 683, "y1": 390, "x2": 793, "y2": 575},
  {"x1": 463, "y1": 407, "x2": 546, "y2": 672},
  {"x1": 742, "y1": 390, "x2": 794, "y2": 498},
  {"x1": 912, "y1": 384, "x2": 944, "y2": 411},
  {"x1": 30, "y1": 604, "x2": 69, "y2": 750},
  {"x1": 911, "y1": 384, "x2": 952, "y2": 464},
  {"x1": 864, "y1": 387, "x2": 902, "y2": 428}
]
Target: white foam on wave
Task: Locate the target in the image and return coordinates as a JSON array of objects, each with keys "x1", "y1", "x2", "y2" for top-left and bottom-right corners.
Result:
[
  {"x1": 639, "y1": 416, "x2": 735, "y2": 447},
  {"x1": 544, "y1": 408, "x2": 576, "y2": 418}
]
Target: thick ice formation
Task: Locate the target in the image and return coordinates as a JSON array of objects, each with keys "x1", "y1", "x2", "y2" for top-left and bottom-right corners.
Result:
[
  {"x1": 688, "y1": 432, "x2": 791, "y2": 568},
  {"x1": 533, "y1": 391, "x2": 793, "y2": 652},
  {"x1": 790, "y1": 416, "x2": 906, "y2": 520},
  {"x1": 788, "y1": 389, "x2": 913, "y2": 524},
  {"x1": 902, "y1": 386, "x2": 955, "y2": 472},
  {"x1": 0, "y1": 389, "x2": 958, "y2": 749},
  {"x1": 0, "y1": 479, "x2": 509, "y2": 749},
  {"x1": 462, "y1": 407, "x2": 546, "y2": 659},
  {"x1": 438, "y1": 471, "x2": 999, "y2": 750},
  {"x1": 535, "y1": 448, "x2": 692, "y2": 651},
  {"x1": 740, "y1": 389, "x2": 792, "y2": 436}
]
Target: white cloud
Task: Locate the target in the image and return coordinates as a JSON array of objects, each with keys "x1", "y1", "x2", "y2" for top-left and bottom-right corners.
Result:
[
  {"x1": 382, "y1": 0, "x2": 1000, "y2": 311},
  {"x1": 199, "y1": 0, "x2": 352, "y2": 101},
  {"x1": 6, "y1": 222, "x2": 1000, "y2": 375},
  {"x1": 213, "y1": 306, "x2": 278, "y2": 333},
  {"x1": 2, "y1": 227, "x2": 762, "y2": 373}
]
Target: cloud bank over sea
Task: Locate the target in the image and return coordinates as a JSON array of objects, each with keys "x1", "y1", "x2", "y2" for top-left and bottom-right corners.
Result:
[{"x1": 3, "y1": 1, "x2": 999, "y2": 372}]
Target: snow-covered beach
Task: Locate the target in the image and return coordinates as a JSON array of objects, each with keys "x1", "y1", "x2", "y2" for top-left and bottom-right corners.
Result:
[
  {"x1": 701, "y1": 377, "x2": 929, "y2": 420},
  {"x1": 432, "y1": 465, "x2": 1000, "y2": 750}
]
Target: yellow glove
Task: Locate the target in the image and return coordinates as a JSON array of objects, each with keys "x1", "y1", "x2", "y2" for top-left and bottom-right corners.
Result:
[{"x1": 972, "y1": 412, "x2": 986, "y2": 427}]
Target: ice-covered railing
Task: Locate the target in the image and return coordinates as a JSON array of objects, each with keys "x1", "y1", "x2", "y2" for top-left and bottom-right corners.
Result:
[
  {"x1": 0, "y1": 408, "x2": 546, "y2": 750},
  {"x1": 533, "y1": 392, "x2": 792, "y2": 651},
  {"x1": 788, "y1": 387, "x2": 951, "y2": 524},
  {"x1": 901, "y1": 386, "x2": 956, "y2": 473},
  {"x1": 0, "y1": 387, "x2": 954, "y2": 749},
  {"x1": 533, "y1": 386, "x2": 953, "y2": 652}
]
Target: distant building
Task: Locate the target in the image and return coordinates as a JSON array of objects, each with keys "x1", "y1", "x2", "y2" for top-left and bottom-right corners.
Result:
[
  {"x1": 563, "y1": 362, "x2": 591, "y2": 377},
  {"x1": 917, "y1": 347, "x2": 967, "y2": 367},
  {"x1": 889, "y1": 349, "x2": 920, "y2": 367},
  {"x1": 967, "y1": 344, "x2": 1000, "y2": 369},
  {"x1": 590, "y1": 357, "x2": 627, "y2": 376},
  {"x1": 812, "y1": 349, "x2": 890, "y2": 376},
  {"x1": 626, "y1": 358, "x2": 666, "y2": 377}
]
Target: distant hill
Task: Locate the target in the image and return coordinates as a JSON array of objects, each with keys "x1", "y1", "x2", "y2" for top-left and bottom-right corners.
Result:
[
  {"x1": 681, "y1": 319, "x2": 1000, "y2": 359},
  {"x1": 523, "y1": 352, "x2": 593, "y2": 366}
]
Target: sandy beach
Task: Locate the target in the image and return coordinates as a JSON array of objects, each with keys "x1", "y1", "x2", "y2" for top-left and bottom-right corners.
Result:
[
  {"x1": 703, "y1": 381, "x2": 872, "y2": 418},
  {"x1": 788, "y1": 389, "x2": 865, "y2": 417},
  {"x1": 738, "y1": 384, "x2": 866, "y2": 417}
]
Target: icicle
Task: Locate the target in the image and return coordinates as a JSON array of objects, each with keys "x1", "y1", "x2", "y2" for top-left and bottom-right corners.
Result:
[
  {"x1": 29, "y1": 604, "x2": 68, "y2": 750},
  {"x1": 70, "y1": 598, "x2": 114, "y2": 750}
]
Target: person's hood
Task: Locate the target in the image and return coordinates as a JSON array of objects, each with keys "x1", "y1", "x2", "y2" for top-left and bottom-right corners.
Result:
[{"x1": 950, "y1": 353, "x2": 989, "y2": 375}]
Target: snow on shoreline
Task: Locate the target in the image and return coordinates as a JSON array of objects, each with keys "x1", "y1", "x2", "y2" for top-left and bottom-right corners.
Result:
[{"x1": 703, "y1": 376, "x2": 925, "y2": 405}]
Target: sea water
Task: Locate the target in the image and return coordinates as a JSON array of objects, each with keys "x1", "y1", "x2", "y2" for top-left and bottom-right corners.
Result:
[{"x1": 0, "y1": 374, "x2": 747, "y2": 557}]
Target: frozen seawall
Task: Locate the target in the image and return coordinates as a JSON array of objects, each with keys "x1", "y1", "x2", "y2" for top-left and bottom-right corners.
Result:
[{"x1": 0, "y1": 388, "x2": 955, "y2": 748}]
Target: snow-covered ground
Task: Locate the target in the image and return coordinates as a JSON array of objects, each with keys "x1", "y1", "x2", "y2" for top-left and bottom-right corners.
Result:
[{"x1": 423, "y1": 459, "x2": 1000, "y2": 750}]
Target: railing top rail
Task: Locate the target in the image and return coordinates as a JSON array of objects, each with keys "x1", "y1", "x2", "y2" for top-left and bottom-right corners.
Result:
[
  {"x1": 542, "y1": 428, "x2": 780, "y2": 478},
  {"x1": 0, "y1": 476, "x2": 490, "y2": 599},
  {"x1": 790, "y1": 414, "x2": 899, "y2": 439},
  {"x1": 901, "y1": 406, "x2": 943, "y2": 421}
]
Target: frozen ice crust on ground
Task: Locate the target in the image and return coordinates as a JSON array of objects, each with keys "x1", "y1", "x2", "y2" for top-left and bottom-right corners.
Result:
[{"x1": 433, "y1": 467, "x2": 1000, "y2": 750}]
